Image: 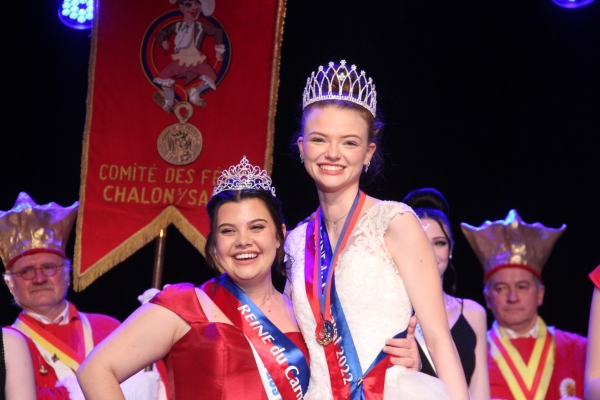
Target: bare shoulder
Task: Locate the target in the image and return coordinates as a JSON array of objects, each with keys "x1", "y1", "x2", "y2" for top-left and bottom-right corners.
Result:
[
  {"x1": 2, "y1": 327, "x2": 28, "y2": 347},
  {"x1": 194, "y1": 287, "x2": 231, "y2": 324},
  {"x1": 194, "y1": 287, "x2": 215, "y2": 316},
  {"x1": 460, "y1": 299, "x2": 488, "y2": 328},
  {"x1": 386, "y1": 206, "x2": 424, "y2": 238},
  {"x1": 462, "y1": 298, "x2": 486, "y2": 314}
]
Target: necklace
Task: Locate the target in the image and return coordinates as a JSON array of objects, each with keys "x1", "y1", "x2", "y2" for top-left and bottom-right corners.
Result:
[
  {"x1": 257, "y1": 296, "x2": 270, "y2": 308},
  {"x1": 323, "y1": 211, "x2": 350, "y2": 233},
  {"x1": 256, "y1": 289, "x2": 274, "y2": 308}
]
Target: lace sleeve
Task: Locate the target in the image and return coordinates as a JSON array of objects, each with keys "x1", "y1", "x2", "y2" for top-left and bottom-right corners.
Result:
[{"x1": 371, "y1": 201, "x2": 422, "y2": 234}]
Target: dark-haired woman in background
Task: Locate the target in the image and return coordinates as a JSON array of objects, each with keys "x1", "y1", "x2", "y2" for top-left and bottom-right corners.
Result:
[{"x1": 403, "y1": 188, "x2": 489, "y2": 400}]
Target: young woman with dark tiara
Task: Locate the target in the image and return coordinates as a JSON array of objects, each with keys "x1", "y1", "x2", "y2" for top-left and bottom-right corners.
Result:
[
  {"x1": 402, "y1": 188, "x2": 490, "y2": 400},
  {"x1": 78, "y1": 157, "x2": 311, "y2": 400},
  {"x1": 285, "y1": 60, "x2": 469, "y2": 399}
]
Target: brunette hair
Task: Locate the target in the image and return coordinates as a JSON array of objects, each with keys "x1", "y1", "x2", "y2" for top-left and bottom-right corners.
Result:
[
  {"x1": 204, "y1": 190, "x2": 286, "y2": 277},
  {"x1": 403, "y1": 188, "x2": 457, "y2": 294}
]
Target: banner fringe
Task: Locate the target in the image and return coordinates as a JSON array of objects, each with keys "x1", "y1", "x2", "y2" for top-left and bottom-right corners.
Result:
[
  {"x1": 264, "y1": 0, "x2": 286, "y2": 174},
  {"x1": 73, "y1": 5, "x2": 99, "y2": 292},
  {"x1": 75, "y1": 0, "x2": 283, "y2": 291},
  {"x1": 74, "y1": 207, "x2": 206, "y2": 291}
]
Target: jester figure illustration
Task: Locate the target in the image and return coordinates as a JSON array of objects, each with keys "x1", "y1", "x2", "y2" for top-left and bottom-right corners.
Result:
[{"x1": 152, "y1": 0, "x2": 226, "y2": 113}]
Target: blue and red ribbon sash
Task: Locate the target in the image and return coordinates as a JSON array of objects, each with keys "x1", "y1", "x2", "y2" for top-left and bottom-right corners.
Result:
[
  {"x1": 304, "y1": 191, "x2": 406, "y2": 399},
  {"x1": 203, "y1": 275, "x2": 310, "y2": 400}
]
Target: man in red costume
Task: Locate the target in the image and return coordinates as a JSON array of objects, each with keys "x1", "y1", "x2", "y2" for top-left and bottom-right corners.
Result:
[
  {"x1": 1, "y1": 193, "x2": 164, "y2": 400},
  {"x1": 462, "y1": 210, "x2": 586, "y2": 400}
]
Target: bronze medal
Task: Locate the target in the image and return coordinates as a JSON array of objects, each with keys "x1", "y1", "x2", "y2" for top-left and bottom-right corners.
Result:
[
  {"x1": 157, "y1": 102, "x2": 203, "y2": 166},
  {"x1": 315, "y1": 319, "x2": 337, "y2": 346}
]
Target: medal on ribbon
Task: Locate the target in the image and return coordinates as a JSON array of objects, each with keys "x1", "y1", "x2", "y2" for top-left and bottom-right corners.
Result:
[
  {"x1": 157, "y1": 102, "x2": 203, "y2": 166},
  {"x1": 303, "y1": 191, "x2": 409, "y2": 399}
]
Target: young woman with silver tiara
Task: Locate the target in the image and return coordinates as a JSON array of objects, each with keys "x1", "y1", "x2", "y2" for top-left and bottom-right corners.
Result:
[
  {"x1": 284, "y1": 60, "x2": 469, "y2": 399},
  {"x1": 403, "y1": 188, "x2": 490, "y2": 400},
  {"x1": 78, "y1": 155, "x2": 417, "y2": 399},
  {"x1": 78, "y1": 157, "x2": 311, "y2": 400}
]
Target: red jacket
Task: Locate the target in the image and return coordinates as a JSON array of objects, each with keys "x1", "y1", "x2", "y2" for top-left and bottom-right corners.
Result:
[{"x1": 488, "y1": 325, "x2": 587, "y2": 400}]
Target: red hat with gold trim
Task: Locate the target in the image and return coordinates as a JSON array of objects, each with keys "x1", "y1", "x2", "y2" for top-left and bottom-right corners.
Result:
[
  {"x1": 460, "y1": 209, "x2": 566, "y2": 282},
  {"x1": 0, "y1": 192, "x2": 78, "y2": 271}
]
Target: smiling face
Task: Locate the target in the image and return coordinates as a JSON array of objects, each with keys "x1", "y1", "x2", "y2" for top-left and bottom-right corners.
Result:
[
  {"x1": 180, "y1": 0, "x2": 202, "y2": 22},
  {"x1": 484, "y1": 267, "x2": 545, "y2": 334},
  {"x1": 213, "y1": 198, "x2": 284, "y2": 288},
  {"x1": 4, "y1": 252, "x2": 70, "y2": 319},
  {"x1": 422, "y1": 217, "x2": 451, "y2": 277},
  {"x1": 298, "y1": 106, "x2": 375, "y2": 193}
]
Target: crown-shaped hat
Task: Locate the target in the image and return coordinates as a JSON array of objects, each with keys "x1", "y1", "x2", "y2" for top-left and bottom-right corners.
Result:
[
  {"x1": 212, "y1": 156, "x2": 276, "y2": 197},
  {"x1": 303, "y1": 60, "x2": 377, "y2": 117},
  {"x1": 461, "y1": 209, "x2": 566, "y2": 282},
  {"x1": 0, "y1": 192, "x2": 79, "y2": 270}
]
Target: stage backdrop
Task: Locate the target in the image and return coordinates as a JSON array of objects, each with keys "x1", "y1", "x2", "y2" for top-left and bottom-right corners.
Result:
[{"x1": 74, "y1": 0, "x2": 285, "y2": 290}]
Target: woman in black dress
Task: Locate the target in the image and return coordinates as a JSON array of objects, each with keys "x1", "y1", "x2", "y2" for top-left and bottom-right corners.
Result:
[{"x1": 403, "y1": 188, "x2": 490, "y2": 400}]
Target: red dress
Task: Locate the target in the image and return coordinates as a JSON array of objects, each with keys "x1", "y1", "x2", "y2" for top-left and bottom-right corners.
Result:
[
  {"x1": 150, "y1": 283, "x2": 309, "y2": 400},
  {"x1": 590, "y1": 265, "x2": 600, "y2": 289}
]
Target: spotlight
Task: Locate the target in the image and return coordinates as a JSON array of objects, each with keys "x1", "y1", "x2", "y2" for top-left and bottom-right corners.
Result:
[
  {"x1": 58, "y1": 0, "x2": 94, "y2": 29},
  {"x1": 552, "y1": 0, "x2": 595, "y2": 8}
]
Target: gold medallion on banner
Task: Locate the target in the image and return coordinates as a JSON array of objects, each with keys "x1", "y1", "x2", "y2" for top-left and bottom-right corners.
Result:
[{"x1": 157, "y1": 102, "x2": 203, "y2": 166}]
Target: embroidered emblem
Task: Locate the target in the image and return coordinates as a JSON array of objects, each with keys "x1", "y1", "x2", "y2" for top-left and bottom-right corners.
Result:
[{"x1": 560, "y1": 377, "x2": 576, "y2": 397}]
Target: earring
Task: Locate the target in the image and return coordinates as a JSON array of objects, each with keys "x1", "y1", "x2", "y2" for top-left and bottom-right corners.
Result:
[
  {"x1": 364, "y1": 161, "x2": 370, "y2": 173},
  {"x1": 300, "y1": 154, "x2": 304, "y2": 164},
  {"x1": 449, "y1": 254, "x2": 453, "y2": 259}
]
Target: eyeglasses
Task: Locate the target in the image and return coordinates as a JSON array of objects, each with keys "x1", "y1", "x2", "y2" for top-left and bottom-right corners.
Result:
[{"x1": 8, "y1": 263, "x2": 65, "y2": 280}]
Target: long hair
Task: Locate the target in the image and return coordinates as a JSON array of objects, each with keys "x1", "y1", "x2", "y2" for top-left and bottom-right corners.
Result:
[{"x1": 403, "y1": 188, "x2": 457, "y2": 295}]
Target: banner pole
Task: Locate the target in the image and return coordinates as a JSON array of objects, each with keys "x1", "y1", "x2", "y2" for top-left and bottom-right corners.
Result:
[
  {"x1": 145, "y1": 228, "x2": 166, "y2": 372},
  {"x1": 152, "y1": 229, "x2": 167, "y2": 289}
]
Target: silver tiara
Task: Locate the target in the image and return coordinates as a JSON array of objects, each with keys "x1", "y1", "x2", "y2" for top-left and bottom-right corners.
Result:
[
  {"x1": 303, "y1": 60, "x2": 377, "y2": 117},
  {"x1": 212, "y1": 156, "x2": 276, "y2": 197}
]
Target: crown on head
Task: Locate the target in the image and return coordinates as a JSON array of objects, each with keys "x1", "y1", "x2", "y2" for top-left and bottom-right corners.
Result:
[
  {"x1": 0, "y1": 192, "x2": 79, "y2": 271},
  {"x1": 303, "y1": 60, "x2": 377, "y2": 117},
  {"x1": 461, "y1": 209, "x2": 566, "y2": 282},
  {"x1": 212, "y1": 156, "x2": 276, "y2": 197}
]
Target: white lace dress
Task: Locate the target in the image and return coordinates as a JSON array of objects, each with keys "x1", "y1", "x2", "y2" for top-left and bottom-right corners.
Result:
[{"x1": 285, "y1": 201, "x2": 450, "y2": 399}]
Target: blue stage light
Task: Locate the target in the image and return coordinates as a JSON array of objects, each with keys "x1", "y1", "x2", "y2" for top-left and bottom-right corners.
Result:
[
  {"x1": 553, "y1": 0, "x2": 595, "y2": 8},
  {"x1": 58, "y1": 0, "x2": 94, "y2": 29}
]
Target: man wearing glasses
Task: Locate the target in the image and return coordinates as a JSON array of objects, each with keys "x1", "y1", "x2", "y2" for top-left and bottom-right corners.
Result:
[{"x1": 1, "y1": 192, "x2": 163, "y2": 400}]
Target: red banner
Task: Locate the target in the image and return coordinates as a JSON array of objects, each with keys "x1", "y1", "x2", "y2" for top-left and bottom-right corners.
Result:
[{"x1": 74, "y1": 0, "x2": 285, "y2": 290}]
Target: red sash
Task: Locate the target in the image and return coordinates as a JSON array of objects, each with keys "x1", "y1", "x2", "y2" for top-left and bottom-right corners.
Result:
[{"x1": 13, "y1": 309, "x2": 93, "y2": 371}]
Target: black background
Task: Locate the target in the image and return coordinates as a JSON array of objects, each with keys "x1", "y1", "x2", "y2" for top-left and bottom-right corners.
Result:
[{"x1": 1, "y1": 0, "x2": 599, "y2": 337}]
